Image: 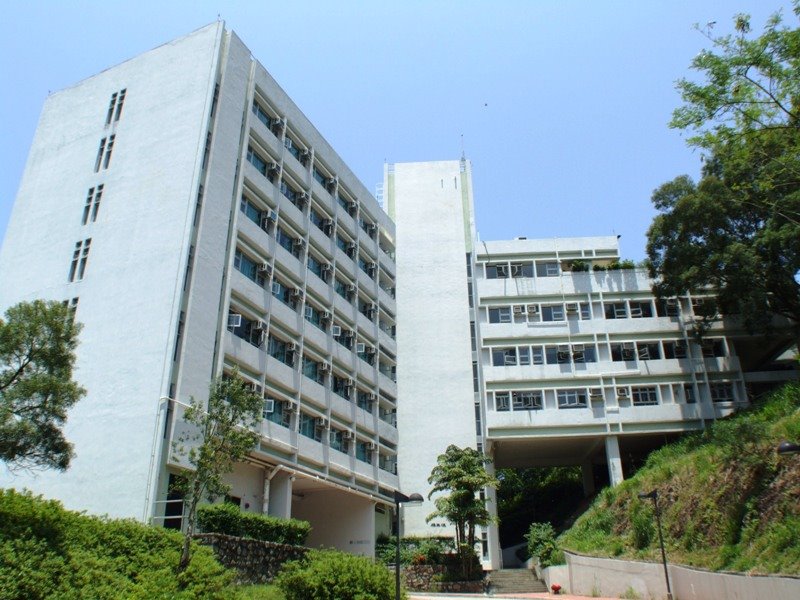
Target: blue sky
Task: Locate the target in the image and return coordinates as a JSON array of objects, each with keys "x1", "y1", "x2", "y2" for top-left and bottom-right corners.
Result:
[{"x1": 1, "y1": 1, "x2": 795, "y2": 260}]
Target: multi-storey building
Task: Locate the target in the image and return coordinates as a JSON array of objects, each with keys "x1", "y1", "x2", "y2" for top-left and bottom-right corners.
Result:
[
  {"x1": 388, "y1": 159, "x2": 796, "y2": 569},
  {"x1": 0, "y1": 23, "x2": 399, "y2": 555}
]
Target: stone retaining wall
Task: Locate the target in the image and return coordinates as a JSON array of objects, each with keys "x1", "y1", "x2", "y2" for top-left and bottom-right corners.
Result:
[
  {"x1": 193, "y1": 533, "x2": 307, "y2": 584},
  {"x1": 402, "y1": 565, "x2": 485, "y2": 593}
]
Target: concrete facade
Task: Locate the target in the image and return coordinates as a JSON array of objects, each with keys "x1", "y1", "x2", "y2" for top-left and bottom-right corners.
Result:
[{"x1": 0, "y1": 23, "x2": 399, "y2": 557}]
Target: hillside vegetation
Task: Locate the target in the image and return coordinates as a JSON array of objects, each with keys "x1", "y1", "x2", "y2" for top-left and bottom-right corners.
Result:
[
  {"x1": 0, "y1": 489, "x2": 238, "y2": 599},
  {"x1": 559, "y1": 383, "x2": 800, "y2": 575}
]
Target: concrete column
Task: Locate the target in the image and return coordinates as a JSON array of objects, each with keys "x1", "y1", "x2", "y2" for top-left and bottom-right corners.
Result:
[
  {"x1": 268, "y1": 472, "x2": 293, "y2": 519},
  {"x1": 605, "y1": 436, "x2": 624, "y2": 487},
  {"x1": 581, "y1": 461, "x2": 596, "y2": 497}
]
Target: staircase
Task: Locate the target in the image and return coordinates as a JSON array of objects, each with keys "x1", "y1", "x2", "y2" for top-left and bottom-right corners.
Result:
[{"x1": 487, "y1": 569, "x2": 548, "y2": 595}]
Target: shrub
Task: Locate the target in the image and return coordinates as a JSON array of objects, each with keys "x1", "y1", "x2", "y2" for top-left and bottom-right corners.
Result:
[
  {"x1": 275, "y1": 549, "x2": 399, "y2": 600},
  {"x1": 374, "y1": 535, "x2": 452, "y2": 566},
  {"x1": 525, "y1": 522, "x2": 562, "y2": 568},
  {"x1": 0, "y1": 488, "x2": 235, "y2": 599},
  {"x1": 198, "y1": 502, "x2": 310, "y2": 546},
  {"x1": 570, "y1": 260, "x2": 589, "y2": 272}
]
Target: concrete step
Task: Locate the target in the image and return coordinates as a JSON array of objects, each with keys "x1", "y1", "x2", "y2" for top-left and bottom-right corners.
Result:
[{"x1": 488, "y1": 569, "x2": 548, "y2": 594}]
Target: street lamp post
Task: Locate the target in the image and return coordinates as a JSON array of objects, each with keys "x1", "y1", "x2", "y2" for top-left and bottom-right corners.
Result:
[
  {"x1": 777, "y1": 440, "x2": 800, "y2": 455},
  {"x1": 638, "y1": 490, "x2": 672, "y2": 600},
  {"x1": 394, "y1": 490, "x2": 423, "y2": 600}
]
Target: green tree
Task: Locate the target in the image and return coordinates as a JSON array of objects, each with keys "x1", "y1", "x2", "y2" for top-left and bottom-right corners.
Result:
[
  {"x1": 0, "y1": 300, "x2": 85, "y2": 471},
  {"x1": 647, "y1": 4, "x2": 800, "y2": 340},
  {"x1": 426, "y1": 445, "x2": 498, "y2": 579},
  {"x1": 172, "y1": 372, "x2": 262, "y2": 572}
]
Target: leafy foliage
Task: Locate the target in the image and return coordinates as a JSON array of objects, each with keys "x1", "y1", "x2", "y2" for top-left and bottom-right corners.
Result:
[
  {"x1": 374, "y1": 534, "x2": 455, "y2": 567},
  {"x1": 559, "y1": 383, "x2": 800, "y2": 575},
  {"x1": 524, "y1": 522, "x2": 563, "y2": 568},
  {"x1": 0, "y1": 488, "x2": 236, "y2": 599},
  {"x1": 427, "y1": 445, "x2": 498, "y2": 579},
  {"x1": 172, "y1": 373, "x2": 263, "y2": 571},
  {"x1": 0, "y1": 300, "x2": 85, "y2": 471},
  {"x1": 197, "y1": 502, "x2": 310, "y2": 546},
  {"x1": 647, "y1": 4, "x2": 800, "y2": 338},
  {"x1": 274, "y1": 549, "x2": 400, "y2": 600}
]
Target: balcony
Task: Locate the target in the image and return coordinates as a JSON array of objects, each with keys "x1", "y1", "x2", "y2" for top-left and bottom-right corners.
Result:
[
  {"x1": 353, "y1": 457, "x2": 376, "y2": 481},
  {"x1": 268, "y1": 296, "x2": 302, "y2": 337},
  {"x1": 328, "y1": 447, "x2": 354, "y2": 474},
  {"x1": 305, "y1": 271, "x2": 331, "y2": 303},
  {"x1": 300, "y1": 377, "x2": 327, "y2": 408},
  {"x1": 249, "y1": 118, "x2": 283, "y2": 159},
  {"x1": 230, "y1": 269, "x2": 270, "y2": 312},
  {"x1": 265, "y1": 355, "x2": 298, "y2": 393},
  {"x1": 273, "y1": 242, "x2": 302, "y2": 276},
  {"x1": 297, "y1": 435, "x2": 324, "y2": 467},
  {"x1": 260, "y1": 421, "x2": 295, "y2": 451},
  {"x1": 377, "y1": 419, "x2": 398, "y2": 445},
  {"x1": 237, "y1": 213, "x2": 271, "y2": 250},
  {"x1": 308, "y1": 224, "x2": 334, "y2": 257},
  {"x1": 356, "y1": 359, "x2": 376, "y2": 387},
  {"x1": 224, "y1": 331, "x2": 265, "y2": 375},
  {"x1": 377, "y1": 468, "x2": 399, "y2": 488},
  {"x1": 357, "y1": 267, "x2": 376, "y2": 292},
  {"x1": 276, "y1": 195, "x2": 306, "y2": 233},
  {"x1": 336, "y1": 210, "x2": 357, "y2": 238},
  {"x1": 330, "y1": 392, "x2": 355, "y2": 422}
]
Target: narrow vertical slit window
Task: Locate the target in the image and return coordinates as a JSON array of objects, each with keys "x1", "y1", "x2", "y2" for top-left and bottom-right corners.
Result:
[
  {"x1": 105, "y1": 93, "x2": 118, "y2": 125},
  {"x1": 94, "y1": 138, "x2": 107, "y2": 172},
  {"x1": 202, "y1": 132, "x2": 212, "y2": 170},
  {"x1": 183, "y1": 245, "x2": 195, "y2": 291},
  {"x1": 102, "y1": 135, "x2": 115, "y2": 169},
  {"x1": 68, "y1": 239, "x2": 92, "y2": 282},
  {"x1": 174, "y1": 311, "x2": 185, "y2": 362},
  {"x1": 114, "y1": 89, "x2": 126, "y2": 122},
  {"x1": 91, "y1": 185, "x2": 103, "y2": 222},
  {"x1": 82, "y1": 188, "x2": 94, "y2": 225},
  {"x1": 194, "y1": 185, "x2": 204, "y2": 227},
  {"x1": 210, "y1": 84, "x2": 220, "y2": 118}
]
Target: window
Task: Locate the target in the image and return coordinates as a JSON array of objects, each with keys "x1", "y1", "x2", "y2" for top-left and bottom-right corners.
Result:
[
  {"x1": 513, "y1": 391, "x2": 543, "y2": 410},
  {"x1": 332, "y1": 374, "x2": 352, "y2": 400},
  {"x1": 173, "y1": 311, "x2": 185, "y2": 362},
  {"x1": 246, "y1": 145, "x2": 270, "y2": 177},
  {"x1": 510, "y1": 262, "x2": 534, "y2": 278},
  {"x1": 105, "y1": 89, "x2": 126, "y2": 125},
  {"x1": 629, "y1": 300, "x2": 654, "y2": 318},
  {"x1": 304, "y1": 303, "x2": 326, "y2": 331},
  {"x1": 557, "y1": 389, "x2": 587, "y2": 409},
  {"x1": 357, "y1": 340, "x2": 375, "y2": 365},
  {"x1": 701, "y1": 339, "x2": 726, "y2": 358},
  {"x1": 271, "y1": 278, "x2": 299, "y2": 310},
  {"x1": 252, "y1": 99, "x2": 273, "y2": 129},
  {"x1": 491, "y1": 347, "x2": 517, "y2": 366},
  {"x1": 329, "y1": 428, "x2": 348, "y2": 453},
  {"x1": 357, "y1": 389, "x2": 374, "y2": 413},
  {"x1": 531, "y1": 346, "x2": 544, "y2": 365},
  {"x1": 312, "y1": 166, "x2": 327, "y2": 186},
  {"x1": 657, "y1": 298, "x2": 681, "y2": 317},
  {"x1": 518, "y1": 347, "x2": 531, "y2": 365},
  {"x1": 545, "y1": 345, "x2": 572, "y2": 364},
  {"x1": 358, "y1": 297, "x2": 374, "y2": 320},
  {"x1": 356, "y1": 441, "x2": 373, "y2": 464},
  {"x1": 495, "y1": 392, "x2": 510, "y2": 411},
  {"x1": 284, "y1": 135, "x2": 302, "y2": 161},
  {"x1": 632, "y1": 386, "x2": 658, "y2": 406},
  {"x1": 535, "y1": 261, "x2": 559, "y2": 277},
  {"x1": 358, "y1": 254, "x2": 376, "y2": 279},
  {"x1": 307, "y1": 254, "x2": 325, "y2": 280},
  {"x1": 267, "y1": 334, "x2": 295, "y2": 367},
  {"x1": 488, "y1": 307, "x2": 512, "y2": 324},
  {"x1": 302, "y1": 355, "x2": 325, "y2": 384},
  {"x1": 82, "y1": 185, "x2": 103, "y2": 225},
  {"x1": 234, "y1": 249, "x2": 267, "y2": 288},
  {"x1": 610, "y1": 342, "x2": 636, "y2": 362},
  {"x1": 333, "y1": 324, "x2": 352, "y2": 349},
  {"x1": 541, "y1": 304, "x2": 565, "y2": 322},
  {"x1": 280, "y1": 179, "x2": 305, "y2": 211},
  {"x1": 485, "y1": 263, "x2": 508, "y2": 279},
  {"x1": 637, "y1": 342, "x2": 661, "y2": 361},
  {"x1": 210, "y1": 84, "x2": 219, "y2": 118},
  {"x1": 68, "y1": 239, "x2": 91, "y2": 282},
  {"x1": 684, "y1": 384, "x2": 697, "y2": 404},
  {"x1": 240, "y1": 196, "x2": 264, "y2": 228},
  {"x1": 604, "y1": 302, "x2": 627, "y2": 319},
  {"x1": 663, "y1": 341, "x2": 688, "y2": 359},
  {"x1": 194, "y1": 185, "x2": 204, "y2": 228},
  {"x1": 227, "y1": 311, "x2": 263, "y2": 347},
  {"x1": 334, "y1": 277, "x2": 352, "y2": 302},
  {"x1": 202, "y1": 132, "x2": 212, "y2": 170},
  {"x1": 710, "y1": 383, "x2": 735, "y2": 403},
  {"x1": 94, "y1": 135, "x2": 115, "y2": 172},
  {"x1": 572, "y1": 344, "x2": 597, "y2": 363},
  {"x1": 580, "y1": 302, "x2": 591, "y2": 320},
  {"x1": 62, "y1": 297, "x2": 79, "y2": 323},
  {"x1": 310, "y1": 206, "x2": 332, "y2": 235},
  {"x1": 299, "y1": 412, "x2": 321, "y2": 441},
  {"x1": 264, "y1": 397, "x2": 291, "y2": 427}
]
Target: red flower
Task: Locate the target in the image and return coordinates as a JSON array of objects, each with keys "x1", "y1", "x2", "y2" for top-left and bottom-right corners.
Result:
[{"x1": 551, "y1": 583, "x2": 562, "y2": 594}]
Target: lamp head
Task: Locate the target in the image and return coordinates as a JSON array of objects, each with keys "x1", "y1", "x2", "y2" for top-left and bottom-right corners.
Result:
[
  {"x1": 777, "y1": 441, "x2": 800, "y2": 455},
  {"x1": 638, "y1": 490, "x2": 657, "y2": 500}
]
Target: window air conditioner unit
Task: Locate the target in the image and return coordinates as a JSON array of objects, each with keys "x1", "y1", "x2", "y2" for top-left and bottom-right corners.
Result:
[
  {"x1": 496, "y1": 265, "x2": 508, "y2": 278},
  {"x1": 368, "y1": 302, "x2": 378, "y2": 313},
  {"x1": 271, "y1": 281, "x2": 282, "y2": 295},
  {"x1": 367, "y1": 262, "x2": 377, "y2": 274},
  {"x1": 227, "y1": 313, "x2": 242, "y2": 328},
  {"x1": 674, "y1": 344, "x2": 687, "y2": 358},
  {"x1": 356, "y1": 342, "x2": 367, "y2": 353},
  {"x1": 691, "y1": 298, "x2": 704, "y2": 308},
  {"x1": 268, "y1": 162, "x2": 280, "y2": 172},
  {"x1": 345, "y1": 378, "x2": 355, "y2": 387},
  {"x1": 321, "y1": 263, "x2": 333, "y2": 273},
  {"x1": 328, "y1": 430, "x2": 339, "y2": 445},
  {"x1": 622, "y1": 348, "x2": 635, "y2": 361},
  {"x1": 293, "y1": 238, "x2": 305, "y2": 249},
  {"x1": 320, "y1": 362, "x2": 331, "y2": 373},
  {"x1": 572, "y1": 343, "x2": 585, "y2": 351},
  {"x1": 630, "y1": 306, "x2": 643, "y2": 318},
  {"x1": 246, "y1": 382, "x2": 262, "y2": 393},
  {"x1": 254, "y1": 320, "x2": 267, "y2": 332},
  {"x1": 616, "y1": 387, "x2": 629, "y2": 399},
  {"x1": 366, "y1": 346, "x2": 377, "y2": 355},
  {"x1": 589, "y1": 388, "x2": 603, "y2": 399},
  {"x1": 566, "y1": 302, "x2": 579, "y2": 313},
  {"x1": 258, "y1": 262, "x2": 272, "y2": 275},
  {"x1": 343, "y1": 430, "x2": 354, "y2": 440},
  {"x1": 286, "y1": 342, "x2": 297, "y2": 352},
  {"x1": 326, "y1": 176, "x2": 338, "y2": 188},
  {"x1": 527, "y1": 304, "x2": 539, "y2": 315},
  {"x1": 666, "y1": 298, "x2": 678, "y2": 306},
  {"x1": 284, "y1": 138, "x2": 293, "y2": 150},
  {"x1": 331, "y1": 325, "x2": 342, "y2": 336},
  {"x1": 367, "y1": 442, "x2": 377, "y2": 451},
  {"x1": 367, "y1": 223, "x2": 377, "y2": 235},
  {"x1": 346, "y1": 241, "x2": 357, "y2": 253},
  {"x1": 368, "y1": 392, "x2": 377, "y2": 401},
  {"x1": 322, "y1": 218, "x2": 334, "y2": 231},
  {"x1": 299, "y1": 149, "x2": 310, "y2": 159},
  {"x1": 513, "y1": 305, "x2": 524, "y2": 314},
  {"x1": 304, "y1": 306, "x2": 314, "y2": 319},
  {"x1": 299, "y1": 192, "x2": 310, "y2": 203},
  {"x1": 346, "y1": 284, "x2": 356, "y2": 293},
  {"x1": 263, "y1": 398, "x2": 275, "y2": 414},
  {"x1": 315, "y1": 417, "x2": 328, "y2": 429},
  {"x1": 349, "y1": 200, "x2": 358, "y2": 212},
  {"x1": 321, "y1": 311, "x2": 332, "y2": 321},
  {"x1": 290, "y1": 287, "x2": 303, "y2": 298}
]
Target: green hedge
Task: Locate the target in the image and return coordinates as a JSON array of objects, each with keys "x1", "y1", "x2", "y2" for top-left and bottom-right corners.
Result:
[
  {"x1": 275, "y1": 549, "x2": 400, "y2": 600},
  {"x1": 198, "y1": 503, "x2": 310, "y2": 546},
  {"x1": 0, "y1": 488, "x2": 235, "y2": 599}
]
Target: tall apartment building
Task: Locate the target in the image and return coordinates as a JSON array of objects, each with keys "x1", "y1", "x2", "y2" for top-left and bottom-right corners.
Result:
[
  {"x1": 0, "y1": 23, "x2": 400, "y2": 555},
  {"x1": 388, "y1": 160, "x2": 797, "y2": 569}
]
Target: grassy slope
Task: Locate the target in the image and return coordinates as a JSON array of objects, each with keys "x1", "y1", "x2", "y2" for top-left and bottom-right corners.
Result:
[{"x1": 559, "y1": 382, "x2": 800, "y2": 575}]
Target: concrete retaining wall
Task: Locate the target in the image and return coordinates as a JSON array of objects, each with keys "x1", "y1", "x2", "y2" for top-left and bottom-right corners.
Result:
[{"x1": 564, "y1": 551, "x2": 800, "y2": 600}]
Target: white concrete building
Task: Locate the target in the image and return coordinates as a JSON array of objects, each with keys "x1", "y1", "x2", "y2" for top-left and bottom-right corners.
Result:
[
  {"x1": 0, "y1": 23, "x2": 399, "y2": 555},
  {"x1": 386, "y1": 160, "x2": 797, "y2": 568}
]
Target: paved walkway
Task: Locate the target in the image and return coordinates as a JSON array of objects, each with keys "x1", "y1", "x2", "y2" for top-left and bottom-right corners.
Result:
[{"x1": 409, "y1": 593, "x2": 618, "y2": 600}]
